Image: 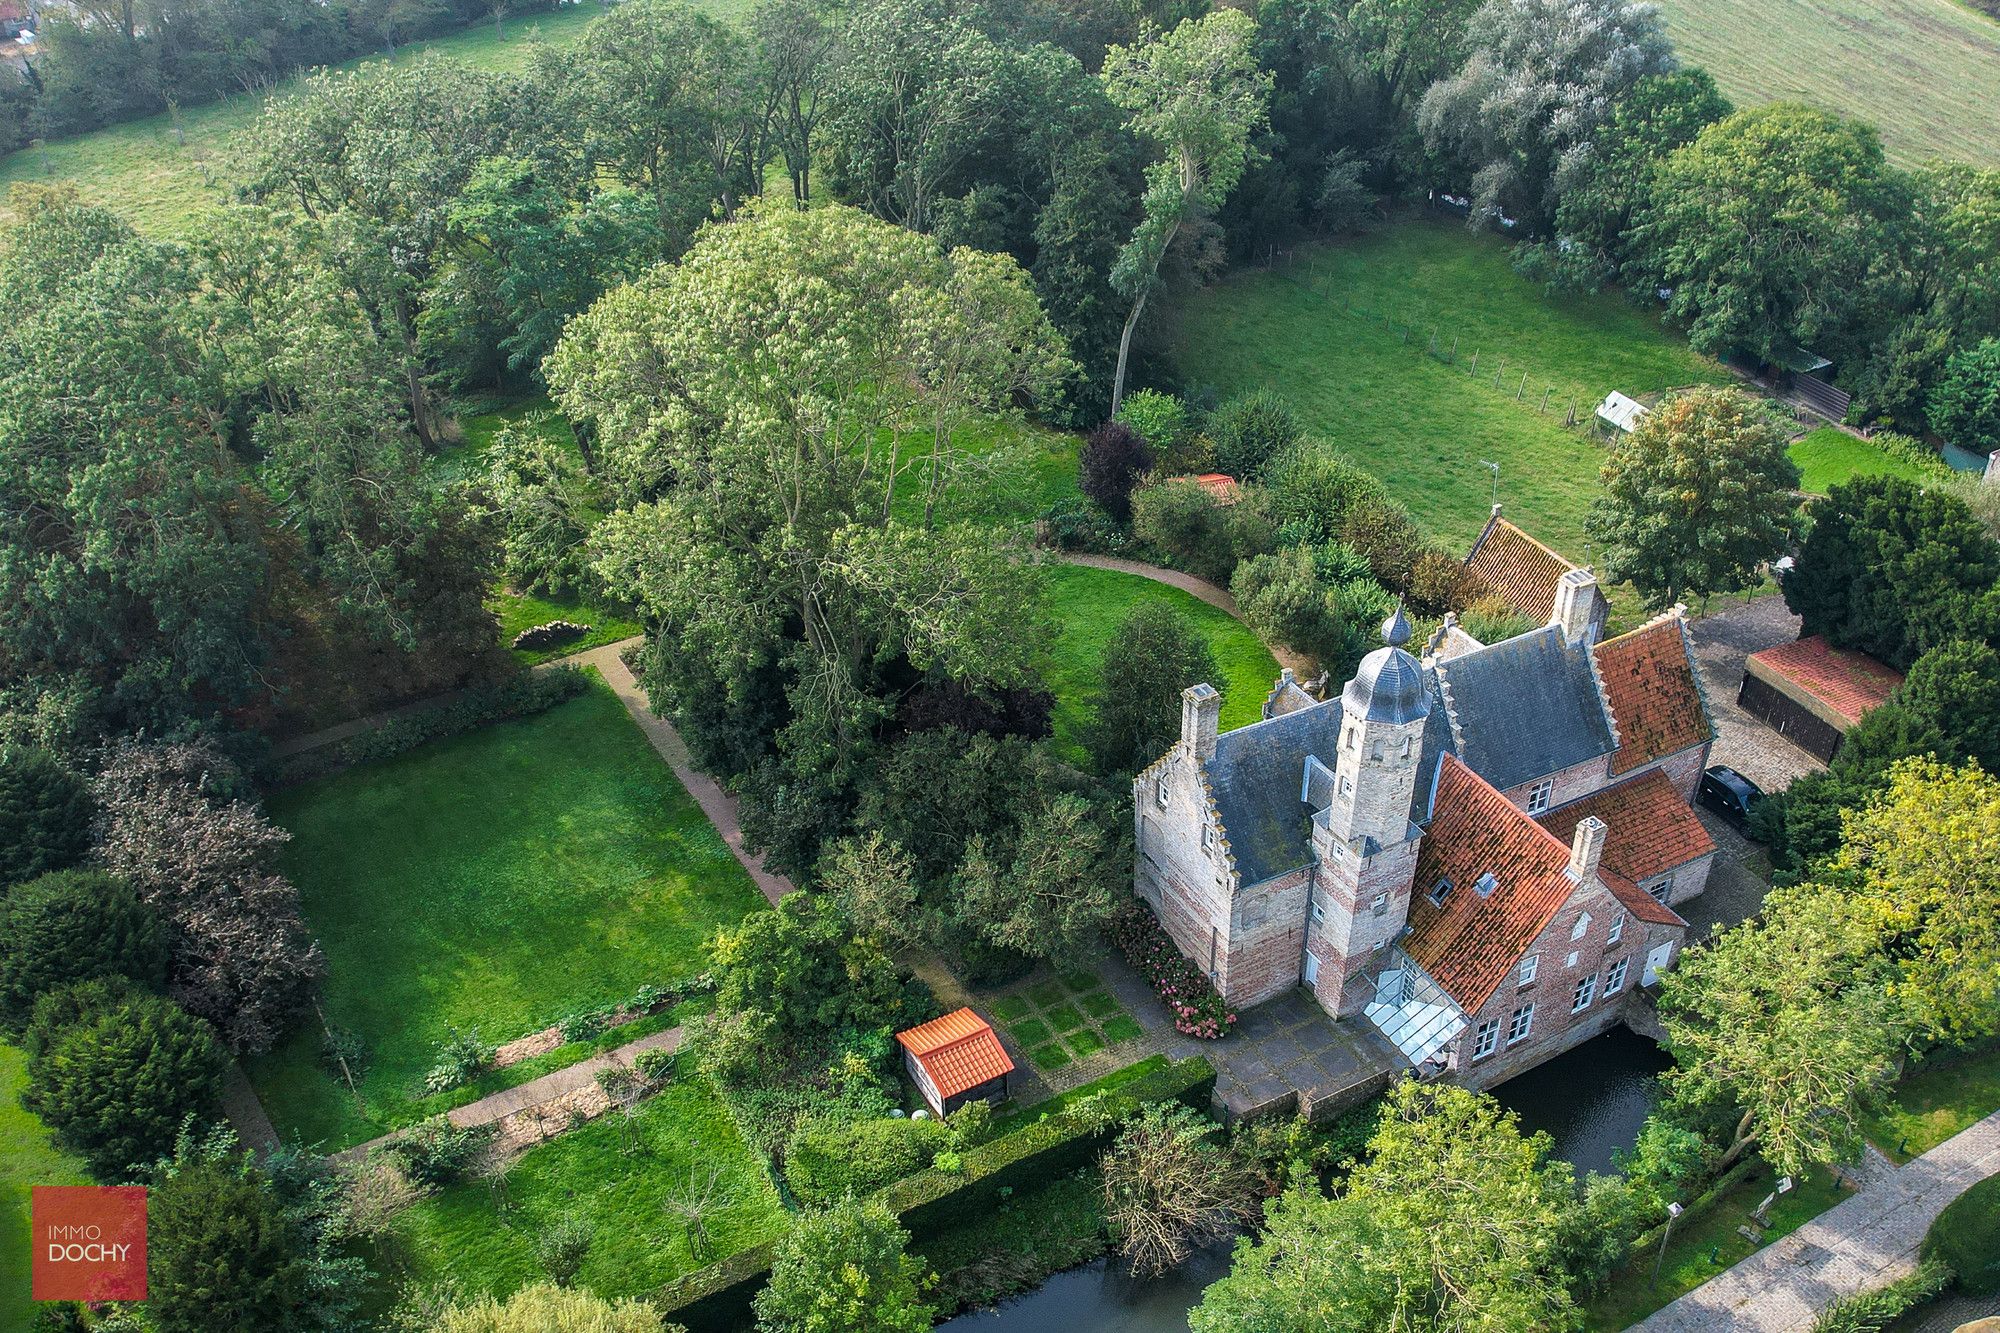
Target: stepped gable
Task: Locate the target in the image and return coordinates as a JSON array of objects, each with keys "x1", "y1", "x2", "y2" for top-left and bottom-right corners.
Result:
[
  {"x1": 1404, "y1": 754, "x2": 1583, "y2": 1012},
  {"x1": 1593, "y1": 613, "x2": 1714, "y2": 775}
]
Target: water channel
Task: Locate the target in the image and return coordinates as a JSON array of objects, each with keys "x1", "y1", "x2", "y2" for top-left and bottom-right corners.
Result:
[{"x1": 940, "y1": 1026, "x2": 1669, "y2": 1331}]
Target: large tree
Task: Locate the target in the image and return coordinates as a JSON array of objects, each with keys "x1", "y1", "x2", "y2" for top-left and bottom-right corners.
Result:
[
  {"x1": 1586, "y1": 386, "x2": 1800, "y2": 609},
  {"x1": 0, "y1": 870, "x2": 171, "y2": 1031},
  {"x1": 1085, "y1": 601, "x2": 1220, "y2": 776},
  {"x1": 0, "y1": 751, "x2": 94, "y2": 890},
  {"x1": 1418, "y1": 0, "x2": 1675, "y2": 234},
  {"x1": 754, "y1": 1197, "x2": 933, "y2": 1333},
  {"x1": 1101, "y1": 10, "x2": 1272, "y2": 412}
]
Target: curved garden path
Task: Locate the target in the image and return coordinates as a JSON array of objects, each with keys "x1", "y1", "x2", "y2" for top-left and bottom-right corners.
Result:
[{"x1": 1057, "y1": 553, "x2": 1314, "y2": 678}]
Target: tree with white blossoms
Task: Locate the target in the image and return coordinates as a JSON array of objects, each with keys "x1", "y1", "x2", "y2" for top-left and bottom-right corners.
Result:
[
  {"x1": 1418, "y1": 0, "x2": 1675, "y2": 233},
  {"x1": 1101, "y1": 10, "x2": 1271, "y2": 413}
]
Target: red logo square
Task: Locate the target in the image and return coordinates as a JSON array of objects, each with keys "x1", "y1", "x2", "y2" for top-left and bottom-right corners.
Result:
[{"x1": 32, "y1": 1185, "x2": 147, "y2": 1302}]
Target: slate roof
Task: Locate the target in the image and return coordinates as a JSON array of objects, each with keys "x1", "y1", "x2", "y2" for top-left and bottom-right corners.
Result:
[
  {"x1": 1433, "y1": 625, "x2": 1617, "y2": 793},
  {"x1": 1594, "y1": 616, "x2": 1714, "y2": 775},
  {"x1": 1538, "y1": 768, "x2": 1716, "y2": 886},
  {"x1": 1405, "y1": 755, "x2": 1584, "y2": 1013},
  {"x1": 1207, "y1": 700, "x2": 1347, "y2": 885},
  {"x1": 896, "y1": 1008, "x2": 1014, "y2": 1100},
  {"x1": 1745, "y1": 635, "x2": 1902, "y2": 727},
  {"x1": 1465, "y1": 512, "x2": 1575, "y2": 623}
]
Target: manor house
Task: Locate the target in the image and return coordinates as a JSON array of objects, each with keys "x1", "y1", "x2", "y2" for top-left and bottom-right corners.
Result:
[{"x1": 1133, "y1": 560, "x2": 1717, "y2": 1089}]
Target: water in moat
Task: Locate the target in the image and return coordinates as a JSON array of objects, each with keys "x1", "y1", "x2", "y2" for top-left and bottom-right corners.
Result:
[{"x1": 940, "y1": 1028, "x2": 1667, "y2": 1331}]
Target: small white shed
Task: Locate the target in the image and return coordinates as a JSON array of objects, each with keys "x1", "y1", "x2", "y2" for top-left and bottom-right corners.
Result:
[{"x1": 1595, "y1": 391, "x2": 1650, "y2": 434}]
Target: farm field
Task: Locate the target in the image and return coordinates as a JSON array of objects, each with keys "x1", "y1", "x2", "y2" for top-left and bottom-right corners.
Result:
[
  {"x1": 1171, "y1": 222, "x2": 1727, "y2": 568},
  {"x1": 1, "y1": 1046, "x2": 91, "y2": 1332},
  {"x1": 246, "y1": 675, "x2": 767, "y2": 1149},
  {"x1": 1656, "y1": 0, "x2": 2000, "y2": 171},
  {"x1": 1041, "y1": 563, "x2": 1278, "y2": 764}
]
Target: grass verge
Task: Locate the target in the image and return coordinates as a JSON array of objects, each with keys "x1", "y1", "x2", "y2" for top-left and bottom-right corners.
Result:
[
  {"x1": 1865, "y1": 1040, "x2": 2000, "y2": 1162},
  {"x1": 1, "y1": 1045, "x2": 91, "y2": 1331}
]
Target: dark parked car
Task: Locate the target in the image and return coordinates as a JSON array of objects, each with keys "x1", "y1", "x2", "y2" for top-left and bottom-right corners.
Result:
[{"x1": 1697, "y1": 765, "x2": 1762, "y2": 825}]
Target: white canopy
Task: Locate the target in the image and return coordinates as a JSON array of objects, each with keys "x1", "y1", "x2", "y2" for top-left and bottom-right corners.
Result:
[{"x1": 1596, "y1": 391, "x2": 1650, "y2": 433}]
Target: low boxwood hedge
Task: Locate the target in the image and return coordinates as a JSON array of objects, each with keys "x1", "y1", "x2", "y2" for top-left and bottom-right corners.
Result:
[{"x1": 653, "y1": 1055, "x2": 1216, "y2": 1332}]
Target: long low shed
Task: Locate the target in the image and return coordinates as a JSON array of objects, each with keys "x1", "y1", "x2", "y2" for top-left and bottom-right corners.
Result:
[{"x1": 1737, "y1": 636, "x2": 1902, "y2": 763}]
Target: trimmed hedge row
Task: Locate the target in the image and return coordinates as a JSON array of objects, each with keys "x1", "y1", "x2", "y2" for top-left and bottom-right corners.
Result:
[
  {"x1": 653, "y1": 1055, "x2": 1217, "y2": 1333},
  {"x1": 269, "y1": 667, "x2": 588, "y2": 786}
]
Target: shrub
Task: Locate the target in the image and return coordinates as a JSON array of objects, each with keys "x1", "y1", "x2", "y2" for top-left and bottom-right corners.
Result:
[
  {"x1": 1130, "y1": 479, "x2": 1274, "y2": 585},
  {"x1": 319, "y1": 1026, "x2": 369, "y2": 1082},
  {"x1": 538, "y1": 1217, "x2": 595, "y2": 1287},
  {"x1": 145, "y1": 1162, "x2": 310, "y2": 1333},
  {"x1": 754, "y1": 1196, "x2": 932, "y2": 1333},
  {"x1": 1114, "y1": 389, "x2": 1189, "y2": 455},
  {"x1": 433, "y1": 1283, "x2": 666, "y2": 1333},
  {"x1": 511, "y1": 619, "x2": 592, "y2": 652},
  {"x1": 1209, "y1": 390, "x2": 1303, "y2": 480},
  {"x1": 632, "y1": 1047, "x2": 677, "y2": 1086},
  {"x1": 0, "y1": 749, "x2": 93, "y2": 891},
  {"x1": 1037, "y1": 496, "x2": 1128, "y2": 553},
  {"x1": 1922, "y1": 1170, "x2": 1999, "y2": 1295},
  {"x1": 1929, "y1": 336, "x2": 2000, "y2": 456},
  {"x1": 380, "y1": 1116, "x2": 492, "y2": 1190},
  {"x1": 786, "y1": 1115, "x2": 950, "y2": 1206},
  {"x1": 1106, "y1": 901, "x2": 1235, "y2": 1038},
  {"x1": 0, "y1": 870, "x2": 170, "y2": 1031},
  {"x1": 423, "y1": 1027, "x2": 494, "y2": 1094},
  {"x1": 24, "y1": 988, "x2": 226, "y2": 1174},
  {"x1": 1079, "y1": 421, "x2": 1154, "y2": 523}
]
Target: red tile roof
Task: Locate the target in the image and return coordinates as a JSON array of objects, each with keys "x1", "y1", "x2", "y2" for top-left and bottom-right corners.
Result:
[
  {"x1": 1406, "y1": 755, "x2": 1584, "y2": 1013},
  {"x1": 1602, "y1": 867, "x2": 1686, "y2": 927},
  {"x1": 1594, "y1": 616, "x2": 1713, "y2": 775},
  {"x1": 1169, "y1": 473, "x2": 1242, "y2": 505},
  {"x1": 1464, "y1": 514, "x2": 1574, "y2": 623},
  {"x1": 895, "y1": 1008, "x2": 1014, "y2": 1101},
  {"x1": 1537, "y1": 768, "x2": 1716, "y2": 886},
  {"x1": 1745, "y1": 635, "x2": 1902, "y2": 728}
]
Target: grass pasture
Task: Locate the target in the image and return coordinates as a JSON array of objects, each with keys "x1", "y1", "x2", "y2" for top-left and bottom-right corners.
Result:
[
  {"x1": 1171, "y1": 223, "x2": 1726, "y2": 567},
  {"x1": 1656, "y1": 0, "x2": 2000, "y2": 171},
  {"x1": 247, "y1": 675, "x2": 767, "y2": 1149}
]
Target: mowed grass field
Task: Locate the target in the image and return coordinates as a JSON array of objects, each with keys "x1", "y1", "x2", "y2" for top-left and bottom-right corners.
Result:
[
  {"x1": 0, "y1": 0, "x2": 744, "y2": 233},
  {"x1": 1, "y1": 1046, "x2": 90, "y2": 1330},
  {"x1": 1172, "y1": 222, "x2": 1726, "y2": 566},
  {"x1": 1656, "y1": 0, "x2": 2000, "y2": 170},
  {"x1": 246, "y1": 675, "x2": 768, "y2": 1149}
]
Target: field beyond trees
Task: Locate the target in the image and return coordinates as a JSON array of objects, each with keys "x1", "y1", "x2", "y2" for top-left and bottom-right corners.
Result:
[{"x1": 1655, "y1": 0, "x2": 2000, "y2": 170}]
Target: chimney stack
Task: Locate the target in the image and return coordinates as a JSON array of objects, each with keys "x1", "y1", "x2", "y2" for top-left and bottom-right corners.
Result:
[
  {"x1": 1181, "y1": 683, "x2": 1221, "y2": 762},
  {"x1": 1552, "y1": 568, "x2": 1601, "y2": 645},
  {"x1": 1567, "y1": 816, "x2": 1608, "y2": 884}
]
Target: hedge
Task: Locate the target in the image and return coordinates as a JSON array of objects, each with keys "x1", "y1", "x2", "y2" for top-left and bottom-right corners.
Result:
[
  {"x1": 268, "y1": 667, "x2": 588, "y2": 785},
  {"x1": 653, "y1": 1055, "x2": 1216, "y2": 1333}
]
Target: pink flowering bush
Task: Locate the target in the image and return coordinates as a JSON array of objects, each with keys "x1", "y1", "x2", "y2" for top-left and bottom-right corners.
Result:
[{"x1": 1107, "y1": 902, "x2": 1236, "y2": 1039}]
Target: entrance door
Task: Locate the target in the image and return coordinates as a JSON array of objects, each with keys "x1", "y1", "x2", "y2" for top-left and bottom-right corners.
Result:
[
  {"x1": 1302, "y1": 946, "x2": 1319, "y2": 987},
  {"x1": 1642, "y1": 941, "x2": 1674, "y2": 987}
]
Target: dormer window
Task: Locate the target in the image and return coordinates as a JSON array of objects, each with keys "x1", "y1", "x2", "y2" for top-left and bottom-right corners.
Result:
[
  {"x1": 1571, "y1": 911, "x2": 1592, "y2": 942},
  {"x1": 1428, "y1": 877, "x2": 1453, "y2": 907},
  {"x1": 1474, "y1": 872, "x2": 1498, "y2": 898},
  {"x1": 1525, "y1": 779, "x2": 1554, "y2": 815},
  {"x1": 1155, "y1": 776, "x2": 1169, "y2": 810}
]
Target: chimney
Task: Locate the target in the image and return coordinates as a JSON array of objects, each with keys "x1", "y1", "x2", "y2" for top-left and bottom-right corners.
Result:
[
  {"x1": 1551, "y1": 568, "x2": 1600, "y2": 645},
  {"x1": 1181, "y1": 683, "x2": 1221, "y2": 762},
  {"x1": 1567, "y1": 816, "x2": 1608, "y2": 884}
]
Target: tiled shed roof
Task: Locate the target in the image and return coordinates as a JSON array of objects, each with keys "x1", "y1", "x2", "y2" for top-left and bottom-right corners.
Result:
[
  {"x1": 1465, "y1": 512, "x2": 1574, "y2": 623},
  {"x1": 896, "y1": 1008, "x2": 1014, "y2": 1100},
  {"x1": 1405, "y1": 755, "x2": 1582, "y2": 1013},
  {"x1": 1538, "y1": 768, "x2": 1715, "y2": 886},
  {"x1": 1602, "y1": 868, "x2": 1687, "y2": 928},
  {"x1": 1594, "y1": 615, "x2": 1713, "y2": 775},
  {"x1": 1745, "y1": 635, "x2": 1902, "y2": 727},
  {"x1": 1434, "y1": 625, "x2": 1617, "y2": 792}
]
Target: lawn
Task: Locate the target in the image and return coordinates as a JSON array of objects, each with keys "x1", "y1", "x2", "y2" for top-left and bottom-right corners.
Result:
[
  {"x1": 1865, "y1": 1040, "x2": 2000, "y2": 1162},
  {"x1": 379, "y1": 1073, "x2": 786, "y2": 1300},
  {"x1": 1584, "y1": 1162, "x2": 1852, "y2": 1330},
  {"x1": 246, "y1": 675, "x2": 767, "y2": 1149},
  {"x1": 1171, "y1": 222, "x2": 1727, "y2": 566},
  {"x1": 1655, "y1": 0, "x2": 2000, "y2": 171},
  {"x1": 1, "y1": 1045, "x2": 91, "y2": 1330},
  {"x1": 1788, "y1": 427, "x2": 1944, "y2": 495},
  {"x1": 1042, "y1": 563, "x2": 1278, "y2": 763}
]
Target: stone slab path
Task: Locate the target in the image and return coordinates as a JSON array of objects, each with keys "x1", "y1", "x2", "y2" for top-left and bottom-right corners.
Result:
[
  {"x1": 561, "y1": 639, "x2": 796, "y2": 907},
  {"x1": 1632, "y1": 1109, "x2": 2000, "y2": 1332},
  {"x1": 331, "y1": 1024, "x2": 682, "y2": 1165}
]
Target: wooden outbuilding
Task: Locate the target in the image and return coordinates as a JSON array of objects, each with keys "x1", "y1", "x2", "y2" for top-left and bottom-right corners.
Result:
[
  {"x1": 1738, "y1": 636, "x2": 1902, "y2": 763},
  {"x1": 895, "y1": 1008, "x2": 1014, "y2": 1118}
]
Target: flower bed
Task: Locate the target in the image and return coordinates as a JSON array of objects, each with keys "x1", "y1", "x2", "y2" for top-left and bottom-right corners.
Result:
[{"x1": 1107, "y1": 901, "x2": 1236, "y2": 1038}]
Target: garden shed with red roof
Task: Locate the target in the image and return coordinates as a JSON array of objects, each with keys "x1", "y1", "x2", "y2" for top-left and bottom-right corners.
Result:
[
  {"x1": 1739, "y1": 636, "x2": 1903, "y2": 763},
  {"x1": 895, "y1": 1007, "x2": 1015, "y2": 1117}
]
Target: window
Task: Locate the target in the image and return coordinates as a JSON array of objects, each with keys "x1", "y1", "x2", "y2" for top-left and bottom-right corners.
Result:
[
  {"x1": 1565, "y1": 950, "x2": 1579, "y2": 970},
  {"x1": 1518, "y1": 954, "x2": 1539, "y2": 987},
  {"x1": 1507, "y1": 1004, "x2": 1535, "y2": 1045},
  {"x1": 1471, "y1": 1018, "x2": 1499, "y2": 1061},
  {"x1": 1310, "y1": 896, "x2": 1325, "y2": 924},
  {"x1": 1155, "y1": 776, "x2": 1169, "y2": 810},
  {"x1": 1370, "y1": 893, "x2": 1388, "y2": 918},
  {"x1": 1571, "y1": 975, "x2": 1597, "y2": 1012},
  {"x1": 1428, "y1": 877, "x2": 1453, "y2": 907},
  {"x1": 1571, "y1": 911, "x2": 1592, "y2": 942},
  {"x1": 1646, "y1": 874, "x2": 1673, "y2": 904},
  {"x1": 1525, "y1": 779, "x2": 1554, "y2": 815},
  {"x1": 1604, "y1": 958, "x2": 1629, "y2": 995},
  {"x1": 1202, "y1": 824, "x2": 1216, "y2": 852},
  {"x1": 1474, "y1": 872, "x2": 1498, "y2": 898},
  {"x1": 1607, "y1": 913, "x2": 1624, "y2": 947}
]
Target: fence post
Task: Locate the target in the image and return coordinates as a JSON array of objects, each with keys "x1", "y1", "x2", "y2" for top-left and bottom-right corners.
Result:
[
  {"x1": 1539, "y1": 387, "x2": 1553, "y2": 414},
  {"x1": 1468, "y1": 351, "x2": 1479, "y2": 376},
  {"x1": 1448, "y1": 336, "x2": 1458, "y2": 364},
  {"x1": 1517, "y1": 372, "x2": 1530, "y2": 400}
]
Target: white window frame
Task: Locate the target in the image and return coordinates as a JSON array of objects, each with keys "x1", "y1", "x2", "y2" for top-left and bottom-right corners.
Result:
[
  {"x1": 1646, "y1": 874, "x2": 1673, "y2": 904},
  {"x1": 1155, "y1": 776, "x2": 1169, "y2": 810},
  {"x1": 1370, "y1": 893, "x2": 1388, "y2": 918},
  {"x1": 1607, "y1": 913, "x2": 1624, "y2": 947},
  {"x1": 1518, "y1": 954, "x2": 1539, "y2": 987},
  {"x1": 1507, "y1": 1004, "x2": 1534, "y2": 1045},
  {"x1": 1605, "y1": 958, "x2": 1628, "y2": 996},
  {"x1": 1471, "y1": 1018, "x2": 1499, "y2": 1061},
  {"x1": 1202, "y1": 824, "x2": 1216, "y2": 852},
  {"x1": 1525, "y1": 779, "x2": 1555, "y2": 815},
  {"x1": 1571, "y1": 975, "x2": 1597, "y2": 1013},
  {"x1": 1571, "y1": 911, "x2": 1592, "y2": 942},
  {"x1": 1565, "y1": 950, "x2": 1579, "y2": 970},
  {"x1": 1428, "y1": 877, "x2": 1453, "y2": 908}
]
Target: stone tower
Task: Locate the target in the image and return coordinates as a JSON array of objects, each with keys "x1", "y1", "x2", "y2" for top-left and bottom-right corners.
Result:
[{"x1": 1304, "y1": 606, "x2": 1432, "y2": 1017}]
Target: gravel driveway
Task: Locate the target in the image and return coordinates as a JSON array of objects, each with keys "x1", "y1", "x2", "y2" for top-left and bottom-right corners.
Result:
[{"x1": 1686, "y1": 594, "x2": 1825, "y2": 794}]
